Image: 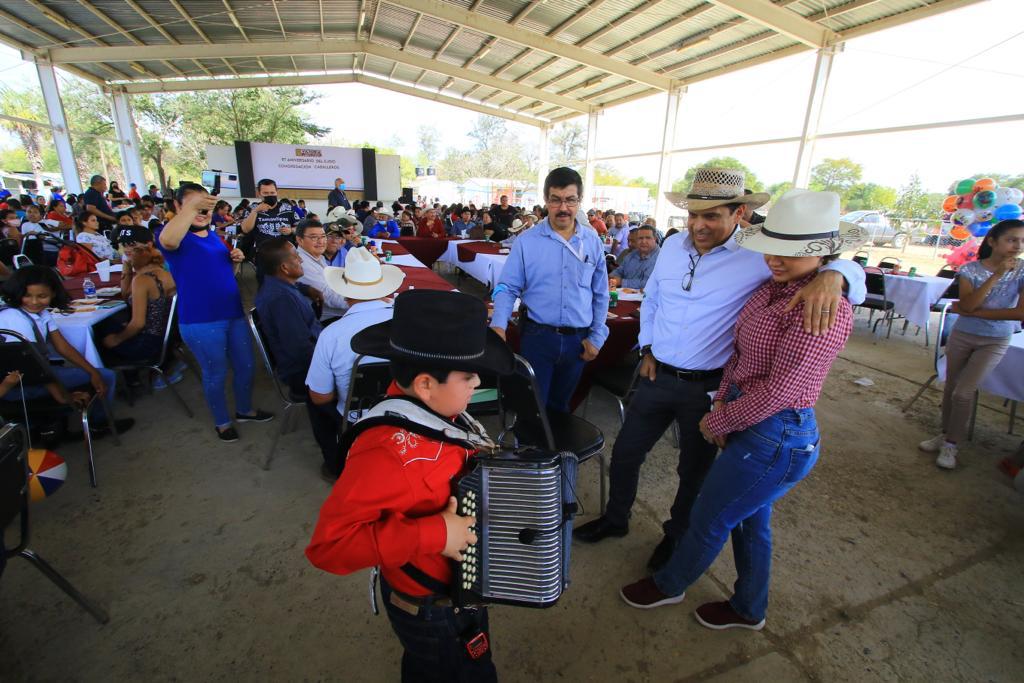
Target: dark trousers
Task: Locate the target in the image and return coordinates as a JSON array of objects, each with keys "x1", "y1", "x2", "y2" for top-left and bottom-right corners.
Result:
[
  {"x1": 285, "y1": 374, "x2": 343, "y2": 474},
  {"x1": 381, "y1": 580, "x2": 497, "y2": 683},
  {"x1": 518, "y1": 320, "x2": 587, "y2": 414},
  {"x1": 605, "y1": 369, "x2": 720, "y2": 538}
]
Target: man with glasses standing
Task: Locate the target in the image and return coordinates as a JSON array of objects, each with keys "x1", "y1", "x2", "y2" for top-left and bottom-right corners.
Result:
[
  {"x1": 491, "y1": 167, "x2": 608, "y2": 413},
  {"x1": 573, "y1": 168, "x2": 866, "y2": 571}
]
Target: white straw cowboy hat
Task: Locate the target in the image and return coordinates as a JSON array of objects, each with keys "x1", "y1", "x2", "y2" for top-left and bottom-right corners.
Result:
[
  {"x1": 324, "y1": 247, "x2": 405, "y2": 300},
  {"x1": 665, "y1": 167, "x2": 769, "y2": 212},
  {"x1": 735, "y1": 189, "x2": 869, "y2": 257},
  {"x1": 509, "y1": 218, "x2": 525, "y2": 233}
]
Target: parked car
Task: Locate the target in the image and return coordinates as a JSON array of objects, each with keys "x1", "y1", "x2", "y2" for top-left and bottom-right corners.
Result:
[{"x1": 841, "y1": 210, "x2": 911, "y2": 249}]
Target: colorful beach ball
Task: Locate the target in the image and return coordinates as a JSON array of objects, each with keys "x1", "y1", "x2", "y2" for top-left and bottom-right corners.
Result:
[{"x1": 27, "y1": 448, "x2": 67, "y2": 502}]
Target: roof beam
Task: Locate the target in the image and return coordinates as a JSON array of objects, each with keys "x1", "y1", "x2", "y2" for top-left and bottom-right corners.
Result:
[
  {"x1": 74, "y1": 0, "x2": 187, "y2": 77},
  {"x1": 576, "y1": 0, "x2": 670, "y2": 48},
  {"x1": 220, "y1": 0, "x2": 270, "y2": 72},
  {"x1": 167, "y1": 0, "x2": 239, "y2": 75},
  {"x1": 607, "y1": 5, "x2": 713, "y2": 59},
  {"x1": 269, "y1": 0, "x2": 299, "y2": 72},
  {"x1": 23, "y1": 0, "x2": 140, "y2": 79},
  {"x1": 403, "y1": 14, "x2": 423, "y2": 49},
  {"x1": 0, "y1": 31, "x2": 106, "y2": 86},
  {"x1": 121, "y1": 0, "x2": 214, "y2": 77},
  {"x1": 124, "y1": 72, "x2": 357, "y2": 93},
  {"x1": 706, "y1": 0, "x2": 837, "y2": 48},
  {"x1": 547, "y1": 0, "x2": 615, "y2": 38},
  {"x1": 387, "y1": 0, "x2": 671, "y2": 90}
]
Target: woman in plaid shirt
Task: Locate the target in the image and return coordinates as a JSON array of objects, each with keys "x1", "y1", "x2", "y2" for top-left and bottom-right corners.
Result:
[{"x1": 621, "y1": 190, "x2": 869, "y2": 630}]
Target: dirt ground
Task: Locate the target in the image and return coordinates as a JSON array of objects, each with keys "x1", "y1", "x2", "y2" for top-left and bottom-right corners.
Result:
[{"x1": 2, "y1": 273, "x2": 1022, "y2": 682}]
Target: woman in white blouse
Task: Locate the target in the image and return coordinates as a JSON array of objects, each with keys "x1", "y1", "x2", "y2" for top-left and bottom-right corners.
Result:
[{"x1": 74, "y1": 214, "x2": 118, "y2": 261}]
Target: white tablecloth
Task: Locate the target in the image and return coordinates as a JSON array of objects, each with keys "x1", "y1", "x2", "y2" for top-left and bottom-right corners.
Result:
[
  {"x1": 438, "y1": 240, "x2": 508, "y2": 289},
  {"x1": 981, "y1": 332, "x2": 1024, "y2": 402},
  {"x1": 51, "y1": 302, "x2": 126, "y2": 368},
  {"x1": 883, "y1": 274, "x2": 954, "y2": 328}
]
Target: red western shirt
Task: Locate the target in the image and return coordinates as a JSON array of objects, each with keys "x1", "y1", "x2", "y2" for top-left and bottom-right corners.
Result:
[
  {"x1": 306, "y1": 384, "x2": 472, "y2": 596},
  {"x1": 705, "y1": 273, "x2": 852, "y2": 436}
]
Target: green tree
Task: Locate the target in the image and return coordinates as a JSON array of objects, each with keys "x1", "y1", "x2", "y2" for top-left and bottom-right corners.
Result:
[
  {"x1": 549, "y1": 122, "x2": 585, "y2": 169},
  {"x1": 893, "y1": 173, "x2": 934, "y2": 221},
  {"x1": 672, "y1": 156, "x2": 764, "y2": 193},
  {"x1": 809, "y1": 157, "x2": 862, "y2": 198},
  {"x1": 844, "y1": 182, "x2": 897, "y2": 212},
  {"x1": 768, "y1": 180, "x2": 793, "y2": 204},
  {"x1": 0, "y1": 86, "x2": 47, "y2": 189}
]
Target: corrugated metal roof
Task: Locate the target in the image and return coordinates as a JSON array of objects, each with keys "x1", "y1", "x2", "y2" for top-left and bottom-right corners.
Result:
[{"x1": 0, "y1": 0, "x2": 983, "y2": 124}]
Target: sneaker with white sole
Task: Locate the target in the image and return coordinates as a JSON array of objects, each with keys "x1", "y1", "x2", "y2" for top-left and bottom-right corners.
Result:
[
  {"x1": 918, "y1": 434, "x2": 946, "y2": 453},
  {"x1": 936, "y1": 443, "x2": 958, "y2": 470}
]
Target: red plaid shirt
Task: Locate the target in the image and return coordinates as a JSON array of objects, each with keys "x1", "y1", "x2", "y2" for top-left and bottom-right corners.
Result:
[{"x1": 704, "y1": 273, "x2": 852, "y2": 436}]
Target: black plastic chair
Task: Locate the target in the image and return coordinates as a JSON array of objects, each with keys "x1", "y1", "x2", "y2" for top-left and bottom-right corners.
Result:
[
  {"x1": 108, "y1": 295, "x2": 193, "y2": 417},
  {"x1": 1, "y1": 423, "x2": 109, "y2": 624},
  {"x1": 0, "y1": 330, "x2": 120, "y2": 487},
  {"x1": 0, "y1": 238, "x2": 20, "y2": 268},
  {"x1": 339, "y1": 356, "x2": 393, "y2": 435},
  {"x1": 877, "y1": 257, "x2": 902, "y2": 271},
  {"x1": 859, "y1": 271, "x2": 896, "y2": 339},
  {"x1": 936, "y1": 266, "x2": 958, "y2": 280},
  {"x1": 248, "y1": 309, "x2": 306, "y2": 470},
  {"x1": 497, "y1": 354, "x2": 605, "y2": 510}
]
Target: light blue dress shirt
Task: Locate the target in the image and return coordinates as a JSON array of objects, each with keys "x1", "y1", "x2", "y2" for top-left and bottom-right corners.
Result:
[
  {"x1": 611, "y1": 246, "x2": 660, "y2": 289},
  {"x1": 305, "y1": 300, "x2": 394, "y2": 415},
  {"x1": 492, "y1": 218, "x2": 610, "y2": 348},
  {"x1": 640, "y1": 229, "x2": 866, "y2": 371}
]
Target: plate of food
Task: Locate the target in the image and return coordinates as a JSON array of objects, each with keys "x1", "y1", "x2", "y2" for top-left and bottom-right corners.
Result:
[
  {"x1": 96, "y1": 287, "x2": 120, "y2": 297},
  {"x1": 71, "y1": 298, "x2": 101, "y2": 306}
]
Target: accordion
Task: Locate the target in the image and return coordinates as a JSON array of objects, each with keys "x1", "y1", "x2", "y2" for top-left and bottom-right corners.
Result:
[{"x1": 453, "y1": 448, "x2": 578, "y2": 609}]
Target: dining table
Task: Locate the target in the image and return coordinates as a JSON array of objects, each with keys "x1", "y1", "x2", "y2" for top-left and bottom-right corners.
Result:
[
  {"x1": 395, "y1": 237, "x2": 457, "y2": 268},
  {"x1": 882, "y1": 272, "x2": 955, "y2": 328}
]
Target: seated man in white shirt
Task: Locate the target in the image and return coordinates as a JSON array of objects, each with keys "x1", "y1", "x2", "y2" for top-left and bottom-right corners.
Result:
[
  {"x1": 304, "y1": 247, "x2": 405, "y2": 480},
  {"x1": 295, "y1": 219, "x2": 349, "y2": 323}
]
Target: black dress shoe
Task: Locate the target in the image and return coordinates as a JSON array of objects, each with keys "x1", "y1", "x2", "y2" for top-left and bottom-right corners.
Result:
[
  {"x1": 647, "y1": 534, "x2": 677, "y2": 572},
  {"x1": 573, "y1": 516, "x2": 629, "y2": 543},
  {"x1": 89, "y1": 418, "x2": 136, "y2": 439}
]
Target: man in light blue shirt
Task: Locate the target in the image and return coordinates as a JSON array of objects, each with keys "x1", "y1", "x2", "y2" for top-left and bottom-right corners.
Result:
[
  {"x1": 610, "y1": 225, "x2": 659, "y2": 289},
  {"x1": 491, "y1": 167, "x2": 609, "y2": 413},
  {"x1": 574, "y1": 167, "x2": 866, "y2": 572}
]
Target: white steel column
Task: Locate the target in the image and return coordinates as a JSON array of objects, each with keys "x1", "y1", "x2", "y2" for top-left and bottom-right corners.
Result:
[
  {"x1": 654, "y1": 85, "x2": 685, "y2": 229},
  {"x1": 536, "y1": 124, "x2": 550, "y2": 202},
  {"x1": 109, "y1": 89, "x2": 147, "y2": 190},
  {"x1": 35, "y1": 61, "x2": 83, "y2": 194},
  {"x1": 583, "y1": 110, "x2": 599, "y2": 206},
  {"x1": 792, "y1": 44, "x2": 841, "y2": 188}
]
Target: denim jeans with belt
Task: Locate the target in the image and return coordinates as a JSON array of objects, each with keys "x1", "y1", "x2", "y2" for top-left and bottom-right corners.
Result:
[
  {"x1": 653, "y1": 406, "x2": 821, "y2": 622},
  {"x1": 380, "y1": 579, "x2": 497, "y2": 683},
  {"x1": 178, "y1": 317, "x2": 254, "y2": 427},
  {"x1": 518, "y1": 320, "x2": 587, "y2": 413}
]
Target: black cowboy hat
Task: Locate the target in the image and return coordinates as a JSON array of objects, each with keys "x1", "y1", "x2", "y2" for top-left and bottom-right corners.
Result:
[{"x1": 352, "y1": 289, "x2": 514, "y2": 376}]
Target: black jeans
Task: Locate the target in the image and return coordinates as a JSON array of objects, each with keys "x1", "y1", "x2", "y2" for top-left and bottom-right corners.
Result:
[
  {"x1": 605, "y1": 369, "x2": 720, "y2": 538},
  {"x1": 285, "y1": 374, "x2": 343, "y2": 474},
  {"x1": 381, "y1": 580, "x2": 497, "y2": 683}
]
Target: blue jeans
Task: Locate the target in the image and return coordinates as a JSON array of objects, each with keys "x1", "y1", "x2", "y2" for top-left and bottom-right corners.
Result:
[
  {"x1": 653, "y1": 407, "x2": 821, "y2": 622},
  {"x1": 2, "y1": 365, "x2": 116, "y2": 422},
  {"x1": 519, "y1": 320, "x2": 587, "y2": 413},
  {"x1": 179, "y1": 317, "x2": 254, "y2": 428}
]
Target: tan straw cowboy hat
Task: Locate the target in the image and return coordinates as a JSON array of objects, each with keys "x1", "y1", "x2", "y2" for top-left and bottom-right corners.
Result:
[
  {"x1": 324, "y1": 246, "x2": 405, "y2": 300},
  {"x1": 665, "y1": 167, "x2": 769, "y2": 212},
  {"x1": 735, "y1": 189, "x2": 869, "y2": 257}
]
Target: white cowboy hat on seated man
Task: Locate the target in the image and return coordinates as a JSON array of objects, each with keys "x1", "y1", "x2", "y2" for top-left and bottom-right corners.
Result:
[
  {"x1": 736, "y1": 189, "x2": 868, "y2": 257},
  {"x1": 324, "y1": 246, "x2": 405, "y2": 300}
]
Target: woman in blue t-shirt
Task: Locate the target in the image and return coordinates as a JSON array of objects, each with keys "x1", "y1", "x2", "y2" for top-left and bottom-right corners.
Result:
[
  {"x1": 919, "y1": 219, "x2": 1024, "y2": 470},
  {"x1": 157, "y1": 183, "x2": 274, "y2": 442}
]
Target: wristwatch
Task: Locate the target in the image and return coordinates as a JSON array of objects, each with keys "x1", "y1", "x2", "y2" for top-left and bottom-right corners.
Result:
[{"x1": 639, "y1": 345, "x2": 652, "y2": 357}]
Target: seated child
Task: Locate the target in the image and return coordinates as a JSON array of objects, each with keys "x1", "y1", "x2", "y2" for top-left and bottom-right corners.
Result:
[{"x1": 305, "y1": 289, "x2": 514, "y2": 683}]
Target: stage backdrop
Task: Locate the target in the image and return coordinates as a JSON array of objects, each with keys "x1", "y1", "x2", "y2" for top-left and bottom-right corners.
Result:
[{"x1": 248, "y1": 142, "x2": 365, "y2": 191}]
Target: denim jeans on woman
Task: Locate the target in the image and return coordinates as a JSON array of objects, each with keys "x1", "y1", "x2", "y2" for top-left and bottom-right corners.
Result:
[
  {"x1": 2, "y1": 365, "x2": 117, "y2": 422},
  {"x1": 653, "y1": 407, "x2": 821, "y2": 622},
  {"x1": 178, "y1": 317, "x2": 254, "y2": 428}
]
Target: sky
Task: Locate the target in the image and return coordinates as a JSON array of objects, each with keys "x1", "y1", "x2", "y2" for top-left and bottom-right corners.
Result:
[{"x1": 0, "y1": 0, "x2": 1021, "y2": 194}]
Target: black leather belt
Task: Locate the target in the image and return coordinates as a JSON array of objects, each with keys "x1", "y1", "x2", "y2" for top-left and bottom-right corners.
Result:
[
  {"x1": 524, "y1": 317, "x2": 588, "y2": 336},
  {"x1": 657, "y1": 362, "x2": 723, "y2": 382}
]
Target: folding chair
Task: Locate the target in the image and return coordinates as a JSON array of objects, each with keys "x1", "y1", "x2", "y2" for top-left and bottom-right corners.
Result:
[
  {"x1": 108, "y1": 295, "x2": 192, "y2": 417},
  {"x1": 877, "y1": 257, "x2": 902, "y2": 271},
  {"x1": 0, "y1": 330, "x2": 120, "y2": 487},
  {"x1": 339, "y1": 356, "x2": 392, "y2": 435},
  {"x1": 248, "y1": 309, "x2": 306, "y2": 470},
  {"x1": 498, "y1": 354, "x2": 606, "y2": 511},
  {"x1": 1, "y1": 423, "x2": 109, "y2": 624},
  {"x1": 859, "y1": 271, "x2": 896, "y2": 339},
  {"x1": 902, "y1": 302, "x2": 980, "y2": 440}
]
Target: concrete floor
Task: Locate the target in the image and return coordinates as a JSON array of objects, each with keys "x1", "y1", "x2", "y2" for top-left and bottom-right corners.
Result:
[{"x1": 2, "y1": 284, "x2": 1023, "y2": 682}]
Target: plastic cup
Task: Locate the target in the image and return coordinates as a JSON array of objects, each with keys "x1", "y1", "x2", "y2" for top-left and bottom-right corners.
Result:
[{"x1": 96, "y1": 260, "x2": 111, "y2": 282}]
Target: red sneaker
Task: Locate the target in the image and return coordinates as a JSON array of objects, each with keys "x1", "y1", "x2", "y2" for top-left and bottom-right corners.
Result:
[
  {"x1": 619, "y1": 577, "x2": 686, "y2": 609},
  {"x1": 694, "y1": 601, "x2": 766, "y2": 631}
]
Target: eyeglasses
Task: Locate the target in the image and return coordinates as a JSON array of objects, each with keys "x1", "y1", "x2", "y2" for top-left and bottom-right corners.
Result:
[
  {"x1": 682, "y1": 252, "x2": 702, "y2": 292},
  {"x1": 305, "y1": 234, "x2": 327, "y2": 242},
  {"x1": 546, "y1": 196, "x2": 580, "y2": 208}
]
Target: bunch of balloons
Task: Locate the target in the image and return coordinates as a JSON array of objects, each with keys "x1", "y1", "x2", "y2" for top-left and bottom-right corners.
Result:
[{"x1": 942, "y1": 177, "x2": 1024, "y2": 240}]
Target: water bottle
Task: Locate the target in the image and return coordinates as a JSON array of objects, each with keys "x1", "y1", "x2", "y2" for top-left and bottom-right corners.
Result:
[{"x1": 82, "y1": 277, "x2": 96, "y2": 298}]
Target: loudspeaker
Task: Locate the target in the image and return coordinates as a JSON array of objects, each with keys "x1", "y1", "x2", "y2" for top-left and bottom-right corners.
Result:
[{"x1": 401, "y1": 187, "x2": 414, "y2": 204}]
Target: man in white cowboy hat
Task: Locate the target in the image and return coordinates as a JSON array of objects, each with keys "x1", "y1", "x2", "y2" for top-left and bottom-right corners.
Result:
[
  {"x1": 366, "y1": 205, "x2": 400, "y2": 239},
  {"x1": 305, "y1": 246, "x2": 406, "y2": 479},
  {"x1": 574, "y1": 167, "x2": 867, "y2": 572}
]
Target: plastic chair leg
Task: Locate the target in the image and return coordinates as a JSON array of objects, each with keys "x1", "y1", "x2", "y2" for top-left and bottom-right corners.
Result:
[
  {"x1": 902, "y1": 374, "x2": 937, "y2": 412},
  {"x1": 80, "y1": 409, "x2": 98, "y2": 488},
  {"x1": 18, "y1": 549, "x2": 109, "y2": 624}
]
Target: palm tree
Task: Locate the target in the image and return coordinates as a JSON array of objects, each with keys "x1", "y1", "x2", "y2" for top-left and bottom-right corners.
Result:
[{"x1": 0, "y1": 86, "x2": 48, "y2": 191}]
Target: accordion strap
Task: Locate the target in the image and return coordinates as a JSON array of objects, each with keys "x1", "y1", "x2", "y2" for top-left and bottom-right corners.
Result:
[{"x1": 399, "y1": 563, "x2": 452, "y2": 598}]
